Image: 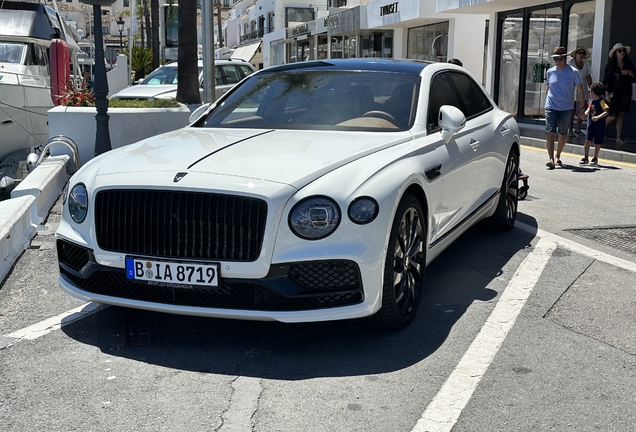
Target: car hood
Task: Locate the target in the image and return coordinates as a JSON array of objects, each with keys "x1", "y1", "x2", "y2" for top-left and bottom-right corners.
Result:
[
  {"x1": 96, "y1": 128, "x2": 412, "y2": 188},
  {"x1": 111, "y1": 84, "x2": 177, "y2": 99}
]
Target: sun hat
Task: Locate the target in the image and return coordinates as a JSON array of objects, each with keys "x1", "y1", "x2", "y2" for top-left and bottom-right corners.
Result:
[
  {"x1": 550, "y1": 46, "x2": 568, "y2": 58},
  {"x1": 570, "y1": 46, "x2": 591, "y2": 59},
  {"x1": 608, "y1": 42, "x2": 631, "y2": 58}
]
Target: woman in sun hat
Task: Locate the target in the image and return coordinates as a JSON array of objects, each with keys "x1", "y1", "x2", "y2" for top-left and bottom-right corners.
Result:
[
  {"x1": 544, "y1": 46, "x2": 586, "y2": 169},
  {"x1": 568, "y1": 46, "x2": 593, "y2": 136},
  {"x1": 603, "y1": 43, "x2": 636, "y2": 143}
]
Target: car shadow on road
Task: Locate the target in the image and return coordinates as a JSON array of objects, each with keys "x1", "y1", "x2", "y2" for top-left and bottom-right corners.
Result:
[{"x1": 61, "y1": 216, "x2": 539, "y2": 379}]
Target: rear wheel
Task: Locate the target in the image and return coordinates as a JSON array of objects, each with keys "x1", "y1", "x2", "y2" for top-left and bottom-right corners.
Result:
[
  {"x1": 368, "y1": 194, "x2": 425, "y2": 329},
  {"x1": 489, "y1": 149, "x2": 519, "y2": 231}
]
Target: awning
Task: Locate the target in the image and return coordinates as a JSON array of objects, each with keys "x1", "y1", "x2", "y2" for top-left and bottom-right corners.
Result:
[{"x1": 231, "y1": 41, "x2": 262, "y2": 62}]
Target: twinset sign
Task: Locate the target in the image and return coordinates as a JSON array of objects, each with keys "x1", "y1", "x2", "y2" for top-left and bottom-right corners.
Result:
[{"x1": 380, "y1": 2, "x2": 398, "y2": 16}]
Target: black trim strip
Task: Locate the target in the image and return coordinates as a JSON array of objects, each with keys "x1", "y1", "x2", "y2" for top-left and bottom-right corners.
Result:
[
  {"x1": 429, "y1": 190, "x2": 499, "y2": 249},
  {"x1": 425, "y1": 164, "x2": 442, "y2": 181},
  {"x1": 187, "y1": 129, "x2": 275, "y2": 169}
]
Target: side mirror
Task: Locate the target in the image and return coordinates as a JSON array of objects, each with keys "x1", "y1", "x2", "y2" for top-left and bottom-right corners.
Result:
[
  {"x1": 438, "y1": 105, "x2": 466, "y2": 143},
  {"x1": 189, "y1": 103, "x2": 212, "y2": 123}
]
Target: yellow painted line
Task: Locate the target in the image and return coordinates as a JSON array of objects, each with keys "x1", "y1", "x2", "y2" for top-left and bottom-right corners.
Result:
[{"x1": 520, "y1": 144, "x2": 636, "y2": 168}]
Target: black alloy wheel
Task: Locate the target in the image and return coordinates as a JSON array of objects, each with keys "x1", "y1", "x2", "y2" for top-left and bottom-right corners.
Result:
[
  {"x1": 490, "y1": 148, "x2": 519, "y2": 231},
  {"x1": 368, "y1": 193, "x2": 426, "y2": 329}
]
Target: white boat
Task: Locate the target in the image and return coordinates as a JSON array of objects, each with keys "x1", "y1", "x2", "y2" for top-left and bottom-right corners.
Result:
[{"x1": 0, "y1": 0, "x2": 78, "y2": 162}]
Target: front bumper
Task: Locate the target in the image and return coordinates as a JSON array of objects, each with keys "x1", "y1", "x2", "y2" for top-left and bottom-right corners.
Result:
[{"x1": 57, "y1": 238, "x2": 383, "y2": 322}]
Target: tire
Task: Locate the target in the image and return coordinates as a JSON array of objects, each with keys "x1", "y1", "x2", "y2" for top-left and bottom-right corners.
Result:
[
  {"x1": 489, "y1": 149, "x2": 519, "y2": 231},
  {"x1": 367, "y1": 194, "x2": 426, "y2": 330}
]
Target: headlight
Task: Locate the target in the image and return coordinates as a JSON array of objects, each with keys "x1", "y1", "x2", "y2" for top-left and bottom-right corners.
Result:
[
  {"x1": 348, "y1": 197, "x2": 379, "y2": 224},
  {"x1": 289, "y1": 196, "x2": 341, "y2": 240},
  {"x1": 61, "y1": 181, "x2": 69, "y2": 205},
  {"x1": 68, "y1": 183, "x2": 88, "y2": 223}
]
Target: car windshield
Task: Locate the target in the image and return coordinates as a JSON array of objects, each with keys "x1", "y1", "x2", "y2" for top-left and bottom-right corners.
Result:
[
  {"x1": 142, "y1": 65, "x2": 203, "y2": 85},
  {"x1": 201, "y1": 70, "x2": 420, "y2": 131}
]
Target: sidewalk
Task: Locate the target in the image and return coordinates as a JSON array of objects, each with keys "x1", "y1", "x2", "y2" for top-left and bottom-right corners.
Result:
[{"x1": 519, "y1": 125, "x2": 636, "y2": 164}]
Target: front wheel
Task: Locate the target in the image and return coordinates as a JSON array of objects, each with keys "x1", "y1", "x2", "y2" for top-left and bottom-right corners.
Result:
[
  {"x1": 489, "y1": 149, "x2": 519, "y2": 231},
  {"x1": 367, "y1": 194, "x2": 426, "y2": 330}
]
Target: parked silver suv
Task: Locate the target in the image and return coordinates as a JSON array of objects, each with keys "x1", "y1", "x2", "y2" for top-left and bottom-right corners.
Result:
[{"x1": 110, "y1": 59, "x2": 256, "y2": 102}]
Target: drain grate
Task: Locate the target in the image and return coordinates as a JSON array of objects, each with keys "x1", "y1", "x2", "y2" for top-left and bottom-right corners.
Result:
[{"x1": 565, "y1": 225, "x2": 636, "y2": 255}]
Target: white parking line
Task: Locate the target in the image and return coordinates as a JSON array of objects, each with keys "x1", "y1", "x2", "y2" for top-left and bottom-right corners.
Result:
[
  {"x1": 412, "y1": 237, "x2": 557, "y2": 432},
  {"x1": 1, "y1": 302, "x2": 101, "y2": 349}
]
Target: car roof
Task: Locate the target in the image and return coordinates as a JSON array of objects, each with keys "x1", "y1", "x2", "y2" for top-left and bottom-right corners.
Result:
[
  {"x1": 262, "y1": 59, "x2": 432, "y2": 75},
  {"x1": 163, "y1": 59, "x2": 252, "y2": 67}
]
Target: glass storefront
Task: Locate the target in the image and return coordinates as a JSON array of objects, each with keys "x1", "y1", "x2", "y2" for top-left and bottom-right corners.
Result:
[
  {"x1": 524, "y1": 6, "x2": 562, "y2": 120},
  {"x1": 495, "y1": 0, "x2": 595, "y2": 124},
  {"x1": 332, "y1": 32, "x2": 393, "y2": 59},
  {"x1": 498, "y1": 13, "x2": 523, "y2": 117},
  {"x1": 407, "y1": 22, "x2": 450, "y2": 62}
]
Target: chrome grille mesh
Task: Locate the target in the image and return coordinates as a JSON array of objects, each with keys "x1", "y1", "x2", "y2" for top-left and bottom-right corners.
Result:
[{"x1": 95, "y1": 190, "x2": 267, "y2": 261}]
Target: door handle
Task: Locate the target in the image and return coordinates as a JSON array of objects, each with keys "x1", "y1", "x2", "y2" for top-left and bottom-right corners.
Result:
[
  {"x1": 469, "y1": 138, "x2": 480, "y2": 151},
  {"x1": 500, "y1": 126, "x2": 510, "y2": 137}
]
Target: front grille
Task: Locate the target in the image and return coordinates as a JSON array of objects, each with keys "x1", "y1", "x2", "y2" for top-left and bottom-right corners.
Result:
[
  {"x1": 95, "y1": 190, "x2": 267, "y2": 262},
  {"x1": 60, "y1": 268, "x2": 362, "y2": 311},
  {"x1": 289, "y1": 261, "x2": 360, "y2": 291}
]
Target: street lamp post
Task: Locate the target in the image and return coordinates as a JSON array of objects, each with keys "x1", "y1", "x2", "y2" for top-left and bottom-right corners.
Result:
[
  {"x1": 116, "y1": 18, "x2": 125, "y2": 52},
  {"x1": 80, "y1": 0, "x2": 117, "y2": 157}
]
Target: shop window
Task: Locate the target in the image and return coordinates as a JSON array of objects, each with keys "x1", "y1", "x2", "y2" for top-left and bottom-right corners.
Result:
[
  {"x1": 567, "y1": 1, "x2": 595, "y2": 61},
  {"x1": 286, "y1": 8, "x2": 314, "y2": 26},
  {"x1": 407, "y1": 22, "x2": 449, "y2": 62}
]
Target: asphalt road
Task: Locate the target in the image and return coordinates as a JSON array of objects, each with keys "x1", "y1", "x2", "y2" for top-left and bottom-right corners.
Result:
[{"x1": 1, "y1": 144, "x2": 635, "y2": 431}]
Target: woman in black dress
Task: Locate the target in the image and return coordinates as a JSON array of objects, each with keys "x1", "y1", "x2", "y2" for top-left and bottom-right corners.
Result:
[{"x1": 603, "y1": 43, "x2": 636, "y2": 143}]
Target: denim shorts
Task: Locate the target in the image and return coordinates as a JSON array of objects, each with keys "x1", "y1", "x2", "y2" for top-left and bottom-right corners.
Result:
[{"x1": 545, "y1": 108, "x2": 573, "y2": 135}]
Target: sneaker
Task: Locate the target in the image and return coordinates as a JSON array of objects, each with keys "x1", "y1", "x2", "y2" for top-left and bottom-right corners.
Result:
[
  {"x1": 579, "y1": 157, "x2": 589, "y2": 165},
  {"x1": 590, "y1": 158, "x2": 598, "y2": 166}
]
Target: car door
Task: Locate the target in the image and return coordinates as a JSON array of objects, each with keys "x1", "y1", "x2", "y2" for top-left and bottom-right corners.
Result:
[
  {"x1": 426, "y1": 72, "x2": 481, "y2": 242},
  {"x1": 447, "y1": 71, "x2": 504, "y2": 206}
]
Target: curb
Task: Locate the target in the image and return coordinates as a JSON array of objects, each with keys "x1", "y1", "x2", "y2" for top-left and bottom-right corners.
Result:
[
  {"x1": 520, "y1": 136, "x2": 636, "y2": 164},
  {"x1": 0, "y1": 156, "x2": 70, "y2": 284},
  {"x1": 0, "y1": 195, "x2": 37, "y2": 285}
]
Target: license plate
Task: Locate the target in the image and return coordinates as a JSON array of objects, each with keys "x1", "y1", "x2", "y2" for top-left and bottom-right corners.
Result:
[{"x1": 125, "y1": 257, "x2": 219, "y2": 288}]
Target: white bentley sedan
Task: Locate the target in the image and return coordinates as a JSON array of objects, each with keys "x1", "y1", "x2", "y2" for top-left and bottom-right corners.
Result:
[{"x1": 56, "y1": 59, "x2": 520, "y2": 329}]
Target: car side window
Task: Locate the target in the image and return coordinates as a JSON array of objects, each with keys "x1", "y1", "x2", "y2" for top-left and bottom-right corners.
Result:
[
  {"x1": 427, "y1": 73, "x2": 461, "y2": 130},
  {"x1": 448, "y1": 72, "x2": 493, "y2": 119},
  {"x1": 221, "y1": 65, "x2": 241, "y2": 84},
  {"x1": 214, "y1": 66, "x2": 223, "y2": 85},
  {"x1": 238, "y1": 65, "x2": 255, "y2": 78}
]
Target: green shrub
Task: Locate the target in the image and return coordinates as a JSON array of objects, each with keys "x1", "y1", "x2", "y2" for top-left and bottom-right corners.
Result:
[{"x1": 108, "y1": 99, "x2": 181, "y2": 108}]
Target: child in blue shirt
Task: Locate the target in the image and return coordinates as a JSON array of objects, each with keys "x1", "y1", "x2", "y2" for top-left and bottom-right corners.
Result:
[{"x1": 580, "y1": 82, "x2": 610, "y2": 166}]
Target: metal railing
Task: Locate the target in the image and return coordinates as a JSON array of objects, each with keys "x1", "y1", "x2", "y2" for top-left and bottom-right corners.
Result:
[{"x1": 34, "y1": 136, "x2": 81, "y2": 174}]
